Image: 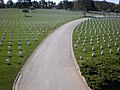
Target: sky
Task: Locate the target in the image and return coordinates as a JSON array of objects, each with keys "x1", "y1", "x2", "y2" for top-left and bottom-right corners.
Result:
[{"x1": 4, "y1": 0, "x2": 119, "y2": 5}]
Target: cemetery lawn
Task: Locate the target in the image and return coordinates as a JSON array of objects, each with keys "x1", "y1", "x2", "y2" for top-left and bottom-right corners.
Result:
[
  {"x1": 73, "y1": 17, "x2": 120, "y2": 90},
  {"x1": 0, "y1": 9, "x2": 82, "y2": 90}
]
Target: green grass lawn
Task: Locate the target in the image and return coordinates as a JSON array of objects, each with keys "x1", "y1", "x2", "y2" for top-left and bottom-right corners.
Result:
[
  {"x1": 73, "y1": 17, "x2": 120, "y2": 90},
  {"x1": 0, "y1": 9, "x2": 83, "y2": 90}
]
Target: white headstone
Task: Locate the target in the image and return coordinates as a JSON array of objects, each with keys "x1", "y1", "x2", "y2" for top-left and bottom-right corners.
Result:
[
  {"x1": 100, "y1": 45, "x2": 103, "y2": 50},
  {"x1": 109, "y1": 49, "x2": 112, "y2": 53},
  {"x1": 114, "y1": 35, "x2": 116, "y2": 38},
  {"x1": 97, "y1": 35, "x2": 99, "y2": 38},
  {"x1": 108, "y1": 44, "x2": 110, "y2": 48},
  {"x1": 116, "y1": 38, "x2": 118, "y2": 41},
  {"x1": 91, "y1": 35, "x2": 93, "y2": 39},
  {"x1": 103, "y1": 37, "x2": 105, "y2": 40},
  {"x1": 18, "y1": 46, "x2": 22, "y2": 51},
  {"x1": 6, "y1": 59, "x2": 10, "y2": 64},
  {"x1": 27, "y1": 41, "x2": 30, "y2": 45},
  {"x1": 114, "y1": 43, "x2": 117, "y2": 47},
  {"x1": 83, "y1": 48, "x2": 86, "y2": 52},
  {"x1": 0, "y1": 42, "x2": 2, "y2": 46},
  {"x1": 110, "y1": 39, "x2": 112, "y2": 42},
  {"x1": 82, "y1": 43, "x2": 85, "y2": 46},
  {"x1": 80, "y1": 56, "x2": 83, "y2": 59},
  {"x1": 92, "y1": 53, "x2": 95, "y2": 57},
  {"x1": 7, "y1": 51, "x2": 11, "y2": 57},
  {"x1": 97, "y1": 41, "x2": 99, "y2": 44},
  {"x1": 97, "y1": 38, "x2": 99, "y2": 41},
  {"x1": 101, "y1": 51, "x2": 104, "y2": 55},
  {"x1": 19, "y1": 51, "x2": 23, "y2": 57},
  {"x1": 17, "y1": 60, "x2": 20, "y2": 65},
  {"x1": 78, "y1": 37, "x2": 81, "y2": 40},
  {"x1": 90, "y1": 39, "x2": 92, "y2": 42},
  {"x1": 103, "y1": 40, "x2": 106, "y2": 43},
  {"x1": 34, "y1": 38, "x2": 37, "y2": 41},
  {"x1": 117, "y1": 48, "x2": 120, "y2": 52},
  {"x1": 8, "y1": 42, "x2": 12, "y2": 46},
  {"x1": 38, "y1": 33, "x2": 40, "y2": 36},
  {"x1": 117, "y1": 32, "x2": 119, "y2": 35},
  {"x1": 74, "y1": 44, "x2": 77, "y2": 48},
  {"x1": 76, "y1": 40, "x2": 79, "y2": 44},
  {"x1": 8, "y1": 46, "x2": 11, "y2": 51},
  {"x1": 90, "y1": 42, "x2": 92, "y2": 45},
  {"x1": 18, "y1": 42, "x2": 21, "y2": 46},
  {"x1": 10, "y1": 38, "x2": 12, "y2": 42},
  {"x1": 83, "y1": 40, "x2": 86, "y2": 43},
  {"x1": 92, "y1": 47, "x2": 95, "y2": 51}
]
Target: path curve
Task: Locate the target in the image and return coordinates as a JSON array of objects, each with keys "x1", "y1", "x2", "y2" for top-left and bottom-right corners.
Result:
[{"x1": 14, "y1": 18, "x2": 90, "y2": 90}]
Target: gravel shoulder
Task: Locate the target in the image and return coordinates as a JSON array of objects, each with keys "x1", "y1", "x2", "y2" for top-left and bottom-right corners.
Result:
[{"x1": 14, "y1": 18, "x2": 90, "y2": 90}]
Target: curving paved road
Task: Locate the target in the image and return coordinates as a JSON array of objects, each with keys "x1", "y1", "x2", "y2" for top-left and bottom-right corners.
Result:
[{"x1": 15, "y1": 18, "x2": 90, "y2": 90}]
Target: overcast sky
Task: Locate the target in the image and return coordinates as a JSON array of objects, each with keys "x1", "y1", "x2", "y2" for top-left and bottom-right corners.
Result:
[{"x1": 4, "y1": 0, "x2": 119, "y2": 5}]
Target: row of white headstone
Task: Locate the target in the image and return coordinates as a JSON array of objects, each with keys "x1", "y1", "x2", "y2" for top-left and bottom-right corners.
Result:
[
  {"x1": 83, "y1": 47, "x2": 120, "y2": 53},
  {"x1": 76, "y1": 18, "x2": 120, "y2": 36},
  {"x1": 74, "y1": 17, "x2": 120, "y2": 48},
  {"x1": 7, "y1": 51, "x2": 23, "y2": 57},
  {"x1": 80, "y1": 47, "x2": 120, "y2": 59},
  {"x1": 74, "y1": 17, "x2": 120, "y2": 59}
]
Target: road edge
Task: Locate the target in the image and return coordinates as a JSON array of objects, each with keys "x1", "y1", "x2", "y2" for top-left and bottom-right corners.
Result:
[{"x1": 70, "y1": 18, "x2": 91, "y2": 90}]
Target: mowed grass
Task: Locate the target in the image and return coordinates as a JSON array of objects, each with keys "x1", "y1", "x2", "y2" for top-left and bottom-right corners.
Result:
[
  {"x1": 0, "y1": 9, "x2": 82, "y2": 90},
  {"x1": 73, "y1": 17, "x2": 120, "y2": 90}
]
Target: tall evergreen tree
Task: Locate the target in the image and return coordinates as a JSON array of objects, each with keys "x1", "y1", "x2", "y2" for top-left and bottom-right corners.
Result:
[
  {"x1": 57, "y1": 1, "x2": 63, "y2": 9},
  {"x1": 7, "y1": 0, "x2": 13, "y2": 8},
  {"x1": 63, "y1": 0, "x2": 68, "y2": 10},
  {"x1": 0, "y1": 0, "x2": 5, "y2": 8}
]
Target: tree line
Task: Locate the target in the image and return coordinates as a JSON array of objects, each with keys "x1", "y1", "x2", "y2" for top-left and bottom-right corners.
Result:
[
  {"x1": 0, "y1": 0, "x2": 56, "y2": 9},
  {"x1": 57, "y1": 0, "x2": 120, "y2": 13},
  {"x1": 0, "y1": 0, "x2": 120, "y2": 13}
]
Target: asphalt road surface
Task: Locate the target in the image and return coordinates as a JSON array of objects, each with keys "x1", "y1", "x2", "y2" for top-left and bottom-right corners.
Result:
[{"x1": 16, "y1": 18, "x2": 90, "y2": 90}]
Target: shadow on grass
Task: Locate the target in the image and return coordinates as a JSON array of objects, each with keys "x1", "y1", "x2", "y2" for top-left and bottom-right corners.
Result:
[
  {"x1": 84, "y1": 16, "x2": 95, "y2": 18},
  {"x1": 100, "y1": 81, "x2": 120, "y2": 90}
]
